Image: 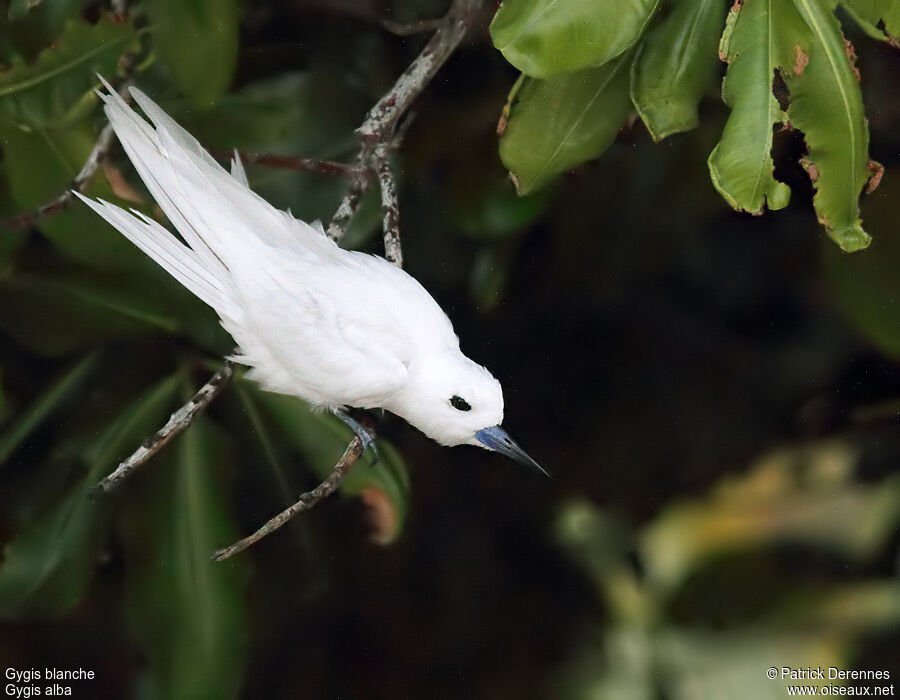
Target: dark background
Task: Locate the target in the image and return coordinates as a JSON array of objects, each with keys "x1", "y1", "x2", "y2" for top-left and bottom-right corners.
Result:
[{"x1": 0, "y1": 1, "x2": 898, "y2": 698}]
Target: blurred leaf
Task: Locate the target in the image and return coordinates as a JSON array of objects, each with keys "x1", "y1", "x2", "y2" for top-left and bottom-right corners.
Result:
[
  {"x1": 0, "y1": 270, "x2": 177, "y2": 356},
  {"x1": 630, "y1": 0, "x2": 727, "y2": 141},
  {"x1": 0, "y1": 118, "x2": 151, "y2": 269},
  {"x1": 639, "y1": 441, "x2": 900, "y2": 592},
  {"x1": 123, "y1": 414, "x2": 247, "y2": 700},
  {"x1": 707, "y1": 1, "x2": 792, "y2": 218},
  {"x1": 468, "y1": 246, "x2": 509, "y2": 312},
  {"x1": 0, "y1": 16, "x2": 138, "y2": 129},
  {"x1": 499, "y1": 53, "x2": 633, "y2": 195},
  {"x1": 840, "y1": 0, "x2": 900, "y2": 45},
  {"x1": 146, "y1": 0, "x2": 238, "y2": 108},
  {"x1": 0, "y1": 372, "x2": 182, "y2": 618},
  {"x1": 709, "y1": 0, "x2": 873, "y2": 251},
  {"x1": 3, "y1": 0, "x2": 85, "y2": 51},
  {"x1": 249, "y1": 385, "x2": 410, "y2": 544},
  {"x1": 489, "y1": 0, "x2": 659, "y2": 77},
  {"x1": 0, "y1": 352, "x2": 99, "y2": 465},
  {"x1": 823, "y1": 173, "x2": 900, "y2": 358},
  {"x1": 455, "y1": 175, "x2": 551, "y2": 241}
]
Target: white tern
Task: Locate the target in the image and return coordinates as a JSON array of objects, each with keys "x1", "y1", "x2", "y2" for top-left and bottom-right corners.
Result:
[{"x1": 76, "y1": 79, "x2": 545, "y2": 474}]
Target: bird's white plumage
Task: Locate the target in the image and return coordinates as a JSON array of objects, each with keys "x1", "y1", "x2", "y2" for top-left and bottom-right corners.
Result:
[{"x1": 77, "y1": 80, "x2": 507, "y2": 448}]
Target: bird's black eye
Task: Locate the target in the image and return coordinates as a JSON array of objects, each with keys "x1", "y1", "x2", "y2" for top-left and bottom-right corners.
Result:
[{"x1": 450, "y1": 395, "x2": 471, "y2": 412}]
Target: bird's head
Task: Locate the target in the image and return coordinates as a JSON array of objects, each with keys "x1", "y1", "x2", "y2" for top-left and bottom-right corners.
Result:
[{"x1": 390, "y1": 348, "x2": 546, "y2": 475}]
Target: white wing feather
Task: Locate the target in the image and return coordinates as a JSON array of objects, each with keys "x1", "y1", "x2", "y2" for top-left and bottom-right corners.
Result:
[{"x1": 76, "y1": 80, "x2": 465, "y2": 408}]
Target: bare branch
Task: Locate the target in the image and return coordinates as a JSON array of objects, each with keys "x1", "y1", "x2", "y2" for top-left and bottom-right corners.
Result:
[
  {"x1": 359, "y1": 0, "x2": 480, "y2": 141},
  {"x1": 373, "y1": 143, "x2": 402, "y2": 267},
  {"x1": 4, "y1": 101, "x2": 125, "y2": 231},
  {"x1": 211, "y1": 436, "x2": 365, "y2": 561},
  {"x1": 380, "y1": 17, "x2": 444, "y2": 36},
  {"x1": 327, "y1": 0, "x2": 484, "y2": 247},
  {"x1": 92, "y1": 361, "x2": 234, "y2": 495}
]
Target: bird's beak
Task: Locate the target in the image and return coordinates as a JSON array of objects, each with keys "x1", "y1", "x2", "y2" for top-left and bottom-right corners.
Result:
[{"x1": 475, "y1": 425, "x2": 549, "y2": 477}]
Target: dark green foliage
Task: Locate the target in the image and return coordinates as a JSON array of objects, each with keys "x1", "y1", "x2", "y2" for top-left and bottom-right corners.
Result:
[{"x1": 491, "y1": 0, "x2": 891, "y2": 250}]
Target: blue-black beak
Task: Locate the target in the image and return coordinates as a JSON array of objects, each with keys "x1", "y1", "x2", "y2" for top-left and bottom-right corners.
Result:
[{"x1": 475, "y1": 425, "x2": 549, "y2": 477}]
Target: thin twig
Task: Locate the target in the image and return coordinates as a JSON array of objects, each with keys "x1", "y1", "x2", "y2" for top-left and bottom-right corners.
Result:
[
  {"x1": 327, "y1": 0, "x2": 483, "y2": 243},
  {"x1": 212, "y1": 150, "x2": 365, "y2": 178},
  {"x1": 92, "y1": 361, "x2": 234, "y2": 495},
  {"x1": 211, "y1": 436, "x2": 365, "y2": 561},
  {"x1": 381, "y1": 17, "x2": 444, "y2": 36},
  {"x1": 373, "y1": 143, "x2": 402, "y2": 267}
]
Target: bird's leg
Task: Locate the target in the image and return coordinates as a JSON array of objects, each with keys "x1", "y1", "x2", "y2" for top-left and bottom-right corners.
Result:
[
  {"x1": 332, "y1": 408, "x2": 380, "y2": 465},
  {"x1": 212, "y1": 435, "x2": 365, "y2": 561}
]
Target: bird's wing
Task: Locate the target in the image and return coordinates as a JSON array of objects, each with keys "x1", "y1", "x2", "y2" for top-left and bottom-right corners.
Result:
[{"x1": 224, "y1": 251, "x2": 412, "y2": 407}]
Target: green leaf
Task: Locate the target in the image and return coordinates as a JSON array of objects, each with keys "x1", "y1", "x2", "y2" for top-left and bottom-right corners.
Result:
[
  {"x1": 707, "y1": 0, "x2": 792, "y2": 217},
  {"x1": 0, "y1": 352, "x2": 100, "y2": 466},
  {"x1": 840, "y1": 0, "x2": 900, "y2": 45},
  {"x1": 490, "y1": 0, "x2": 660, "y2": 77},
  {"x1": 499, "y1": 53, "x2": 633, "y2": 195},
  {"x1": 709, "y1": 0, "x2": 874, "y2": 251},
  {"x1": 146, "y1": 0, "x2": 239, "y2": 108},
  {"x1": 786, "y1": 0, "x2": 873, "y2": 251},
  {"x1": 823, "y1": 172, "x2": 900, "y2": 358},
  {"x1": 0, "y1": 15, "x2": 138, "y2": 129},
  {"x1": 122, "y1": 415, "x2": 247, "y2": 700},
  {"x1": 0, "y1": 372, "x2": 182, "y2": 618},
  {"x1": 249, "y1": 385, "x2": 410, "y2": 544},
  {"x1": 0, "y1": 118, "x2": 150, "y2": 269},
  {"x1": 0, "y1": 270, "x2": 178, "y2": 356},
  {"x1": 630, "y1": 0, "x2": 728, "y2": 141}
]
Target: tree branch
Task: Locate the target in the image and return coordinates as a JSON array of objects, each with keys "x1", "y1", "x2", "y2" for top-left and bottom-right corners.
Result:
[
  {"x1": 211, "y1": 436, "x2": 365, "y2": 561},
  {"x1": 3, "y1": 85, "x2": 132, "y2": 231},
  {"x1": 92, "y1": 361, "x2": 234, "y2": 495},
  {"x1": 327, "y1": 0, "x2": 483, "y2": 244},
  {"x1": 212, "y1": 150, "x2": 365, "y2": 178}
]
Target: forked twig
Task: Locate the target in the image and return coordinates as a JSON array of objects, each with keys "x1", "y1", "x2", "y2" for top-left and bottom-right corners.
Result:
[
  {"x1": 211, "y1": 436, "x2": 365, "y2": 561},
  {"x1": 92, "y1": 361, "x2": 234, "y2": 495}
]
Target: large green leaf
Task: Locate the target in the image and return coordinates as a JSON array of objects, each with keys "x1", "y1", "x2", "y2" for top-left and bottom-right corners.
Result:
[
  {"x1": 707, "y1": 0, "x2": 792, "y2": 218},
  {"x1": 785, "y1": 0, "x2": 873, "y2": 251},
  {"x1": 840, "y1": 0, "x2": 900, "y2": 45},
  {"x1": 630, "y1": 0, "x2": 728, "y2": 141},
  {"x1": 0, "y1": 270, "x2": 178, "y2": 356},
  {"x1": 0, "y1": 372, "x2": 182, "y2": 618},
  {"x1": 0, "y1": 352, "x2": 100, "y2": 465},
  {"x1": 0, "y1": 118, "x2": 150, "y2": 269},
  {"x1": 146, "y1": 0, "x2": 239, "y2": 108},
  {"x1": 490, "y1": 0, "x2": 660, "y2": 77},
  {"x1": 123, "y1": 415, "x2": 247, "y2": 700},
  {"x1": 249, "y1": 384, "x2": 410, "y2": 544},
  {"x1": 499, "y1": 53, "x2": 633, "y2": 195},
  {"x1": 709, "y1": 0, "x2": 874, "y2": 251},
  {"x1": 0, "y1": 15, "x2": 138, "y2": 129}
]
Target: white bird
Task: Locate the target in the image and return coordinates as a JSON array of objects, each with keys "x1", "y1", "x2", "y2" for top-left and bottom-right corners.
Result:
[{"x1": 76, "y1": 79, "x2": 544, "y2": 473}]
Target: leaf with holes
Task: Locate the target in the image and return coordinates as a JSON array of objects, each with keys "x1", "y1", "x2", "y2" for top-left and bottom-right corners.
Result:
[
  {"x1": 490, "y1": 0, "x2": 660, "y2": 77},
  {"x1": 0, "y1": 15, "x2": 139, "y2": 129},
  {"x1": 499, "y1": 53, "x2": 633, "y2": 195},
  {"x1": 631, "y1": 0, "x2": 728, "y2": 141},
  {"x1": 707, "y1": 0, "x2": 792, "y2": 217},
  {"x1": 840, "y1": 0, "x2": 900, "y2": 46},
  {"x1": 782, "y1": 0, "x2": 874, "y2": 251},
  {"x1": 709, "y1": 0, "x2": 874, "y2": 251}
]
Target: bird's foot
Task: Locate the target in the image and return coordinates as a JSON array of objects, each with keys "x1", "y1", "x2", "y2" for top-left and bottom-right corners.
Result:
[{"x1": 333, "y1": 408, "x2": 380, "y2": 466}]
